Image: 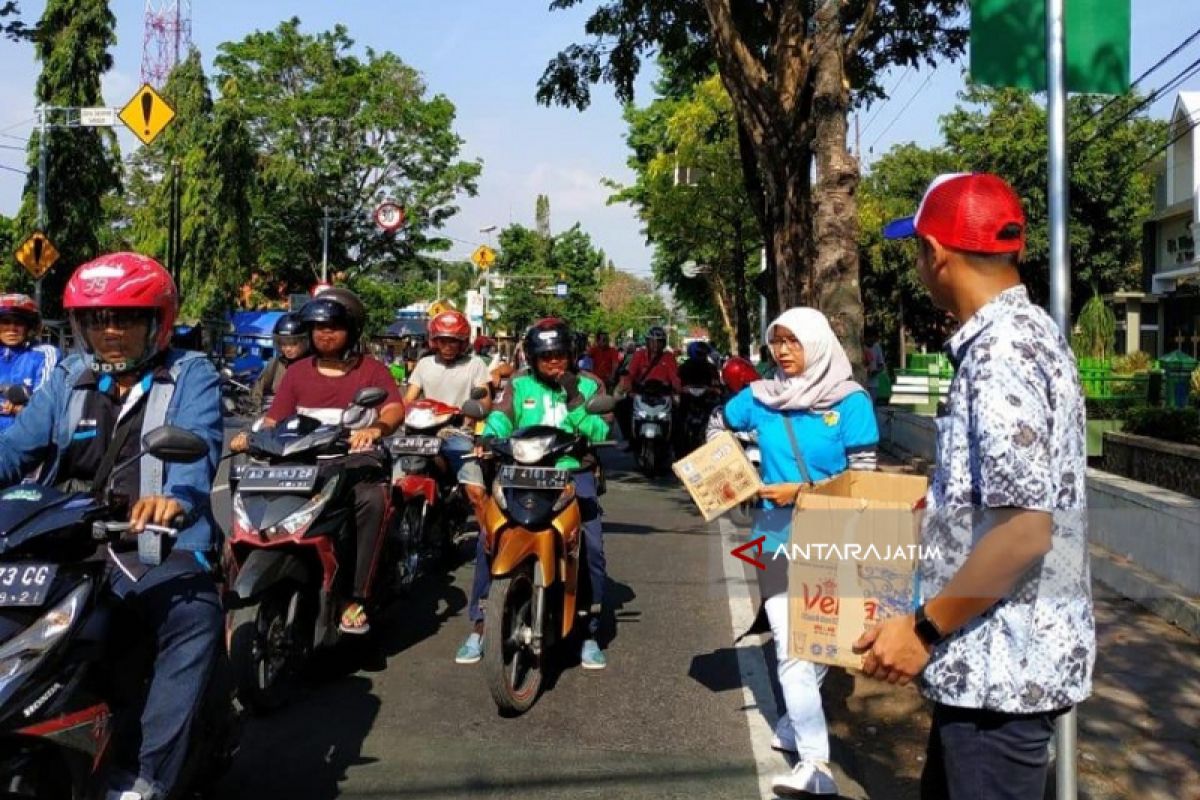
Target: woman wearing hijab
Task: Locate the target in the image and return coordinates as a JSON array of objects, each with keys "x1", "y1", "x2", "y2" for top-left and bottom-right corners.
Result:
[{"x1": 720, "y1": 307, "x2": 879, "y2": 797}]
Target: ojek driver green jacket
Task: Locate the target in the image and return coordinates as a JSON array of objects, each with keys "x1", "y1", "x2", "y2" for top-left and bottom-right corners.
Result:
[{"x1": 483, "y1": 372, "x2": 609, "y2": 471}]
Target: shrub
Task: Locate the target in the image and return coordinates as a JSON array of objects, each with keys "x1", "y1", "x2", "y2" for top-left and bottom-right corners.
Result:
[
  {"x1": 1111, "y1": 351, "x2": 1153, "y2": 375},
  {"x1": 1191, "y1": 365, "x2": 1200, "y2": 400},
  {"x1": 1086, "y1": 397, "x2": 1140, "y2": 420},
  {"x1": 1071, "y1": 293, "x2": 1116, "y2": 360},
  {"x1": 1119, "y1": 406, "x2": 1200, "y2": 445}
]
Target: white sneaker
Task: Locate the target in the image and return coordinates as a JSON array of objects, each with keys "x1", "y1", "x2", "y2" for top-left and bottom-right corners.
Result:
[
  {"x1": 770, "y1": 759, "x2": 839, "y2": 797},
  {"x1": 771, "y1": 716, "x2": 798, "y2": 754}
]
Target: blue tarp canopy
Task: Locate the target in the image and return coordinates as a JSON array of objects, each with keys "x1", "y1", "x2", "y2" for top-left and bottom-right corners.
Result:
[
  {"x1": 228, "y1": 310, "x2": 285, "y2": 339},
  {"x1": 384, "y1": 318, "x2": 426, "y2": 338}
]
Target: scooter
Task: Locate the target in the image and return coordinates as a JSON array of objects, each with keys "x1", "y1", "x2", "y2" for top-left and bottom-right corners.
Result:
[
  {"x1": 223, "y1": 387, "x2": 389, "y2": 714},
  {"x1": 462, "y1": 394, "x2": 615, "y2": 715},
  {"x1": 386, "y1": 398, "x2": 473, "y2": 586},
  {"x1": 0, "y1": 426, "x2": 239, "y2": 800},
  {"x1": 219, "y1": 368, "x2": 255, "y2": 418},
  {"x1": 631, "y1": 379, "x2": 673, "y2": 477},
  {"x1": 676, "y1": 384, "x2": 721, "y2": 456}
]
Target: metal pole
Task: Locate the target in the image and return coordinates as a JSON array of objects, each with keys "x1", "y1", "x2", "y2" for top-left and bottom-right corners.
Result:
[
  {"x1": 436, "y1": 268, "x2": 442, "y2": 302},
  {"x1": 1046, "y1": 2, "x2": 1077, "y2": 798},
  {"x1": 35, "y1": 107, "x2": 48, "y2": 314},
  {"x1": 321, "y1": 207, "x2": 330, "y2": 284}
]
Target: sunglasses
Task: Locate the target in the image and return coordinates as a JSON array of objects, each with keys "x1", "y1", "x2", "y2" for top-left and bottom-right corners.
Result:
[{"x1": 537, "y1": 351, "x2": 569, "y2": 362}]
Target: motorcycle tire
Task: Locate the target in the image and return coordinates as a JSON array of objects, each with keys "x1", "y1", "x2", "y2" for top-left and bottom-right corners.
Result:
[
  {"x1": 638, "y1": 440, "x2": 657, "y2": 478},
  {"x1": 395, "y1": 500, "x2": 424, "y2": 588},
  {"x1": 228, "y1": 588, "x2": 305, "y2": 715},
  {"x1": 483, "y1": 564, "x2": 543, "y2": 715},
  {"x1": 728, "y1": 500, "x2": 755, "y2": 528}
]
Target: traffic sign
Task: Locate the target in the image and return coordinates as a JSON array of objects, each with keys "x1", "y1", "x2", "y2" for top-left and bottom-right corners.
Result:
[
  {"x1": 555, "y1": 282, "x2": 569, "y2": 298},
  {"x1": 471, "y1": 245, "x2": 496, "y2": 270},
  {"x1": 119, "y1": 84, "x2": 176, "y2": 146},
  {"x1": 374, "y1": 201, "x2": 405, "y2": 233},
  {"x1": 14, "y1": 232, "x2": 59, "y2": 280},
  {"x1": 79, "y1": 107, "x2": 116, "y2": 127},
  {"x1": 428, "y1": 300, "x2": 454, "y2": 317}
]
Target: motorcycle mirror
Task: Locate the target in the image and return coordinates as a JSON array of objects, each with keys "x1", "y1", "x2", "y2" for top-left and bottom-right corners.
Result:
[
  {"x1": 353, "y1": 387, "x2": 389, "y2": 409},
  {"x1": 220, "y1": 367, "x2": 233, "y2": 380},
  {"x1": 141, "y1": 425, "x2": 210, "y2": 464},
  {"x1": 585, "y1": 395, "x2": 616, "y2": 416},
  {"x1": 461, "y1": 399, "x2": 487, "y2": 420}
]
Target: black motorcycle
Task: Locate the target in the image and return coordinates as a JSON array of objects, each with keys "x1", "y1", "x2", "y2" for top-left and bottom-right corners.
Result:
[
  {"x1": 224, "y1": 387, "x2": 391, "y2": 714},
  {"x1": 0, "y1": 426, "x2": 239, "y2": 800}
]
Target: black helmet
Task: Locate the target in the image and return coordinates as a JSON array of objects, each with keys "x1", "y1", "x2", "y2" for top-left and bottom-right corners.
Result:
[
  {"x1": 300, "y1": 294, "x2": 363, "y2": 360},
  {"x1": 647, "y1": 326, "x2": 667, "y2": 349},
  {"x1": 272, "y1": 312, "x2": 309, "y2": 360},
  {"x1": 524, "y1": 318, "x2": 572, "y2": 380},
  {"x1": 318, "y1": 287, "x2": 367, "y2": 337}
]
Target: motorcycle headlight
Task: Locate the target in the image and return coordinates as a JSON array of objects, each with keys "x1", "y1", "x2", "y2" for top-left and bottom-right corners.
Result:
[
  {"x1": 0, "y1": 581, "x2": 90, "y2": 694},
  {"x1": 232, "y1": 492, "x2": 252, "y2": 535},
  {"x1": 512, "y1": 435, "x2": 555, "y2": 465},
  {"x1": 277, "y1": 475, "x2": 340, "y2": 537}
]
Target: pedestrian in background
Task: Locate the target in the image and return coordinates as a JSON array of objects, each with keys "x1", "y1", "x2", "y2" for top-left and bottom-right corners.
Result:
[{"x1": 857, "y1": 173, "x2": 1093, "y2": 800}]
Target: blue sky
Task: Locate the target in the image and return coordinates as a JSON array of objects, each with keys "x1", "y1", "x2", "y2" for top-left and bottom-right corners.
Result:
[{"x1": 0, "y1": 1, "x2": 1197, "y2": 279}]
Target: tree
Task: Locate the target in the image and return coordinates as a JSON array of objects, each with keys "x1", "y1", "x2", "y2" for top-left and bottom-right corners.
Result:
[
  {"x1": 593, "y1": 263, "x2": 669, "y2": 342},
  {"x1": 612, "y1": 75, "x2": 761, "y2": 355},
  {"x1": 125, "y1": 51, "x2": 256, "y2": 320},
  {"x1": 535, "y1": 194, "x2": 551, "y2": 238},
  {"x1": 1, "y1": 2, "x2": 34, "y2": 41},
  {"x1": 213, "y1": 18, "x2": 482, "y2": 296},
  {"x1": 11, "y1": 0, "x2": 120, "y2": 316},
  {"x1": 538, "y1": 0, "x2": 968, "y2": 372}
]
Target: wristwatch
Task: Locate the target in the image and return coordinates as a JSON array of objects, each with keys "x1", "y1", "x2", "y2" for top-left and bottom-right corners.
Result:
[{"x1": 914, "y1": 604, "x2": 947, "y2": 647}]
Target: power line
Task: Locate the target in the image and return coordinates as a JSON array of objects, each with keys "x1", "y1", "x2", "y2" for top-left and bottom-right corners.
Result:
[
  {"x1": 859, "y1": 66, "x2": 912, "y2": 138},
  {"x1": 868, "y1": 69, "x2": 937, "y2": 153},
  {"x1": 1116, "y1": 114, "x2": 1200, "y2": 186},
  {"x1": 0, "y1": 163, "x2": 28, "y2": 176},
  {"x1": 1075, "y1": 53, "x2": 1200, "y2": 150}
]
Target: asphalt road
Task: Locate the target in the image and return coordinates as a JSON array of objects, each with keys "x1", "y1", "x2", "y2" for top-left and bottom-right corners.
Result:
[{"x1": 213, "y1": 444, "x2": 772, "y2": 800}]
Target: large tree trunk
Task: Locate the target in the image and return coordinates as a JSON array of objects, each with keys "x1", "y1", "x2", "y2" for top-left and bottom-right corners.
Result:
[
  {"x1": 732, "y1": 220, "x2": 751, "y2": 357},
  {"x1": 761, "y1": 145, "x2": 814, "y2": 311},
  {"x1": 809, "y1": 0, "x2": 865, "y2": 377},
  {"x1": 710, "y1": 272, "x2": 737, "y2": 348}
]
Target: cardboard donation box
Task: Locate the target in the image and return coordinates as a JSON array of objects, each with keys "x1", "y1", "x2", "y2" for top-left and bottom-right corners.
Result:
[
  {"x1": 672, "y1": 431, "x2": 763, "y2": 521},
  {"x1": 787, "y1": 471, "x2": 929, "y2": 670}
]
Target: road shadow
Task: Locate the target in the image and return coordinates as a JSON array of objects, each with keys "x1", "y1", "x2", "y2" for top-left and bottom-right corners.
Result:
[{"x1": 218, "y1": 674, "x2": 381, "y2": 799}]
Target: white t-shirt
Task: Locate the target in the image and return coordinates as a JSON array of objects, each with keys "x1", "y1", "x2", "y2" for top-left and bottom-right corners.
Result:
[{"x1": 408, "y1": 354, "x2": 491, "y2": 408}]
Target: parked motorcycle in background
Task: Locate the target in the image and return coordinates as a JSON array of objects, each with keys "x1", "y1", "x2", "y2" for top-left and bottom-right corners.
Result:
[{"x1": 0, "y1": 426, "x2": 238, "y2": 799}]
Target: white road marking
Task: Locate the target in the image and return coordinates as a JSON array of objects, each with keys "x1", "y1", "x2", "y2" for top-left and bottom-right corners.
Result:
[{"x1": 718, "y1": 515, "x2": 780, "y2": 800}]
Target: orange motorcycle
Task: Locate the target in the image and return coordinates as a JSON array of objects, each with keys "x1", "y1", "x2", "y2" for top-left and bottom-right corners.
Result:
[{"x1": 463, "y1": 395, "x2": 613, "y2": 714}]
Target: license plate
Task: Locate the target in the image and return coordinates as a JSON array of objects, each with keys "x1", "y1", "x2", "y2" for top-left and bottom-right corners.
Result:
[
  {"x1": 237, "y1": 465, "x2": 319, "y2": 493},
  {"x1": 0, "y1": 563, "x2": 58, "y2": 607},
  {"x1": 498, "y1": 466, "x2": 568, "y2": 490},
  {"x1": 388, "y1": 435, "x2": 441, "y2": 456}
]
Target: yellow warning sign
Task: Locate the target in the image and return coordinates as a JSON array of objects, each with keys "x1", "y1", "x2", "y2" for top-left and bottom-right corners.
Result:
[
  {"x1": 14, "y1": 232, "x2": 60, "y2": 280},
  {"x1": 428, "y1": 300, "x2": 454, "y2": 318},
  {"x1": 471, "y1": 245, "x2": 496, "y2": 271},
  {"x1": 119, "y1": 84, "x2": 177, "y2": 146}
]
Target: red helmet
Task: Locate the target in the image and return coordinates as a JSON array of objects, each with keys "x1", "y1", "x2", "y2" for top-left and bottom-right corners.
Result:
[
  {"x1": 64, "y1": 252, "x2": 179, "y2": 372},
  {"x1": 0, "y1": 294, "x2": 41, "y2": 338},
  {"x1": 428, "y1": 310, "x2": 470, "y2": 342},
  {"x1": 473, "y1": 335, "x2": 495, "y2": 354},
  {"x1": 721, "y1": 356, "x2": 760, "y2": 394}
]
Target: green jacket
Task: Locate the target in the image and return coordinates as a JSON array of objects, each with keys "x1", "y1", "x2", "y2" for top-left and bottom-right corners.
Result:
[{"x1": 484, "y1": 373, "x2": 609, "y2": 471}]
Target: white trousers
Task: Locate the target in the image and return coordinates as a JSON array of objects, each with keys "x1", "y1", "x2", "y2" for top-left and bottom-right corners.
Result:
[{"x1": 760, "y1": 554, "x2": 830, "y2": 762}]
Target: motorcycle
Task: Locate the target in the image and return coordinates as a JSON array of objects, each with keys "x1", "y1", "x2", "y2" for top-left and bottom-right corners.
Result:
[
  {"x1": 631, "y1": 379, "x2": 673, "y2": 477},
  {"x1": 224, "y1": 387, "x2": 390, "y2": 714},
  {"x1": 0, "y1": 426, "x2": 239, "y2": 800},
  {"x1": 462, "y1": 394, "x2": 615, "y2": 715},
  {"x1": 386, "y1": 398, "x2": 474, "y2": 586},
  {"x1": 728, "y1": 430, "x2": 762, "y2": 528},
  {"x1": 219, "y1": 368, "x2": 255, "y2": 418},
  {"x1": 676, "y1": 384, "x2": 720, "y2": 457}
]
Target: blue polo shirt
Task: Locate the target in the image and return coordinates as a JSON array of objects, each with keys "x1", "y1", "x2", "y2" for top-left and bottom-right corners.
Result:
[{"x1": 723, "y1": 387, "x2": 878, "y2": 547}]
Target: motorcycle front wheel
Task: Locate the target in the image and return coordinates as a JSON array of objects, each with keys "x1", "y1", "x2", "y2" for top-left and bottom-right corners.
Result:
[
  {"x1": 483, "y1": 563, "x2": 543, "y2": 715},
  {"x1": 228, "y1": 587, "x2": 306, "y2": 715}
]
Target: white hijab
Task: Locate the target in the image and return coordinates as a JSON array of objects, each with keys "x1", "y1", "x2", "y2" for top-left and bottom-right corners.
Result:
[{"x1": 751, "y1": 307, "x2": 864, "y2": 411}]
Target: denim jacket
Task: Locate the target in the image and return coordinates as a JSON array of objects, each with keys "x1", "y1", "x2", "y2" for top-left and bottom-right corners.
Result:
[{"x1": 0, "y1": 350, "x2": 223, "y2": 552}]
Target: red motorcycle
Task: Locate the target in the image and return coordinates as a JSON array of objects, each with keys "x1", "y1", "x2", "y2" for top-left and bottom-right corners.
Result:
[{"x1": 386, "y1": 399, "x2": 473, "y2": 586}]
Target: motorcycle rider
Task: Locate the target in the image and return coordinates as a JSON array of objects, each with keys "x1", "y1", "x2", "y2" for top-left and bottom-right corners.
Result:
[
  {"x1": 615, "y1": 325, "x2": 680, "y2": 447},
  {"x1": 0, "y1": 293, "x2": 56, "y2": 432},
  {"x1": 0, "y1": 253, "x2": 223, "y2": 800},
  {"x1": 706, "y1": 356, "x2": 762, "y2": 441},
  {"x1": 231, "y1": 288, "x2": 405, "y2": 635},
  {"x1": 248, "y1": 312, "x2": 309, "y2": 411},
  {"x1": 587, "y1": 331, "x2": 621, "y2": 390},
  {"x1": 456, "y1": 317, "x2": 612, "y2": 670},
  {"x1": 405, "y1": 311, "x2": 493, "y2": 514}
]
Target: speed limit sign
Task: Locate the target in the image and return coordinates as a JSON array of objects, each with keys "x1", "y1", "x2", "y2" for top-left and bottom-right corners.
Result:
[{"x1": 373, "y1": 201, "x2": 405, "y2": 233}]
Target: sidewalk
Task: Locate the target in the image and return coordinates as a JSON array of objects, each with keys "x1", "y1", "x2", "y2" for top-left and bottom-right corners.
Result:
[{"x1": 819, "y1": 587, "x2": 1200, "y2": 800}]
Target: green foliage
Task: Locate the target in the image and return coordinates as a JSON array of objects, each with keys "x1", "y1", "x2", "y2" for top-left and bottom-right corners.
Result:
[
  {"x1": 124, "y1": 51, "x2": 256, "y2": 321},
  {"x1": 1, "y1": 1, "x2": 34, "y2": 41},
  {"x1": 862, "y1": 87, "x2": 1166, "y2": 350},
  {"x1": 213, "y1": 18, "x2": 481, "y2": 296},
  {"x1": 613, "y1": 75, "x2": 760, "y2": 354},
  {"x1": 1084, "y1": 396, "x2": 1140, "y2": 421},
  {"x1": 1192, "y1": 365, "x2": 1200, "y2": 400},
  {"x1": 1119, "y1": 406, "x2": 1200, "y2": 445},
  {"x1": 1112, "y1": 351, "x2": 1153, "y2": 375},
  {"x1": 1071, "y1": 293, "x2": 1117, "y2": 360},
  {"x1": 592, "y1": 262, "x2": 668, "y2": 342},
  {"x1": 12, "y1": 0, "x2": 120, "y2": 317}
]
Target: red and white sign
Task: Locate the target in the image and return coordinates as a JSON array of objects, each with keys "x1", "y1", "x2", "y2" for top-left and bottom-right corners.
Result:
[
  {"x1": 373, "y1": 201, "x2": 405, "y2": 233},
  {"x1": 312, "y1": 281, "x2": 332, "y2": 296}
]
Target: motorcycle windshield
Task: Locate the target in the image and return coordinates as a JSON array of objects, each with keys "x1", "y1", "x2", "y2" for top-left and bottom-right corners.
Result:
[{"x1": 0, "y1": 485, "x2": 99, "y2": 555}]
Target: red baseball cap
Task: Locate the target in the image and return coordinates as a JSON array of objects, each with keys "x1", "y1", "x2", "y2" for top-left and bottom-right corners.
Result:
[{"x1": 883, "y1": 173, "x2": 1026, "y2": 254}]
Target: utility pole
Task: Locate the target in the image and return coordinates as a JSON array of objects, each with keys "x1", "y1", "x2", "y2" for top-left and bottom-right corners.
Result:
[
  {"x1": 321, "y1": 207, "x2": 330, "y2": 284},
  {"x1": 35, "y1": 107, "x2": 49, "y2": 312}
]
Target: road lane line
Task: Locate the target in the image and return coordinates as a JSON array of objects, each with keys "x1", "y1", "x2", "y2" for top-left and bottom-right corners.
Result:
[{"x1": 718, "y1": 516, "x2": 779, "y2": 800}]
